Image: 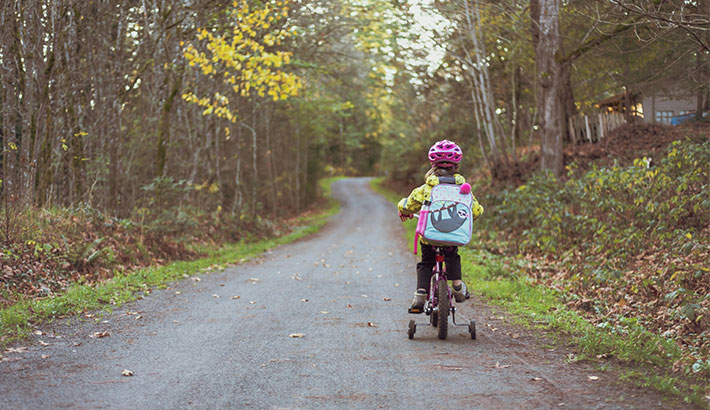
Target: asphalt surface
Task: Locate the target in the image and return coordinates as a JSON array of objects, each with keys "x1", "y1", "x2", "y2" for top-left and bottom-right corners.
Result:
[{"x1": 0, "y1": 178, "x2": 694, "y2": 409}]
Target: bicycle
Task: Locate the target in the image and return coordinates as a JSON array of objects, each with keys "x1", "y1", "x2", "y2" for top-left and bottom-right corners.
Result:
[{"x1": 407, "y1": 235, "x2": 476, "y2": 341}]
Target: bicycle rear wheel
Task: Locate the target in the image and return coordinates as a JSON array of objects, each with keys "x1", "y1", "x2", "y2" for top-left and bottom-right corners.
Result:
[
  {"x1": 429, "y1": 275, "x2": 437, "y2": 327},
  {"x1": 436, "y1": 280, "x2": 449, "y2": 340}
]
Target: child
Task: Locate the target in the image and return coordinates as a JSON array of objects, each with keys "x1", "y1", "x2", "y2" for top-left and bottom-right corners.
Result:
[{"x1": 397, "y1": 140, "x2": 484, "y2": 313}]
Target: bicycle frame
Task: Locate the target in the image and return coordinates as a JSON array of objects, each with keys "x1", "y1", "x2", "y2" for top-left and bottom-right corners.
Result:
[{"x1": 425, "y1": 249, "x2": 451, "y2": 316}]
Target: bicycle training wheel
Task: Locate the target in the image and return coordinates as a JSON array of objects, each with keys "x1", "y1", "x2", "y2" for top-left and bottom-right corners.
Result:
[
  {"x1": 469, "y1": 320, "x2": 476, "y2": 340},
  {"x1": 436, "y1": 280, "x2": 449, "y2": 340},
  {"x1": 408, "y1": 320, "x2": 416, "y2": 339}
]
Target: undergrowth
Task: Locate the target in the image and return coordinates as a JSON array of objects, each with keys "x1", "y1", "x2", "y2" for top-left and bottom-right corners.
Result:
[
  {"x1": 0, "y1": 176, "x2": 319, "y2": 303},
  {"x1": 479, "y1": 139, "x2": 710, "y2": 371}
]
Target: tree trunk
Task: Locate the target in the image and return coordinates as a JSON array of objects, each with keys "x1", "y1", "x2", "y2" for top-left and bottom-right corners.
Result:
[
  {"x1": 156, "y1": 74, "x2": 182, "y2": 177},
  {"x1": 461, "y1": 0, "x2": 512, "y2": 179},
  {"x1": 559, "y1": 60, "x2": 576, "y2": 142},
  {"x1": 533, "y1": 0, "x2": 564, "y2": 176}
]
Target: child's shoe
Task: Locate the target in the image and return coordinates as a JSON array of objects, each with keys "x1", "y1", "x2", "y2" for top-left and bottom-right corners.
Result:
[
  {"x1": 452, "y1": 282, "x2": 470, "y2": 303},
  {"x1": 408, "y1": 290, "x2": 427, "y2": 314}
]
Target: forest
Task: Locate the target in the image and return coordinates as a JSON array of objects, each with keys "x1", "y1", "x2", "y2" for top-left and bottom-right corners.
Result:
[
  {"x1": 1, "y1": 0, "x2": 709, "y2": 400},
  {"x1": 1, "y1": 1, "x2": 708, "y2": 218}
]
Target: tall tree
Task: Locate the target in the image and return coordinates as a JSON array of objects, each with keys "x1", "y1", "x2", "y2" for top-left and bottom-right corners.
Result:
[{"x1": 531, "y1": 0, "x2": 563, "y2": 176}]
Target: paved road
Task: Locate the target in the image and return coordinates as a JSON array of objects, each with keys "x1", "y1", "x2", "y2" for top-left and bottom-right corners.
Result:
[{"x1": 0, "y1": 178, "x2": 692, "y2": 409}]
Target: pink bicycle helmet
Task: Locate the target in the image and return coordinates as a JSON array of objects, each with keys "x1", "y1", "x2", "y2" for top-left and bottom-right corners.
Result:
[{"x1": 428, "y1": 140, "x2": 462, "y2": 166}]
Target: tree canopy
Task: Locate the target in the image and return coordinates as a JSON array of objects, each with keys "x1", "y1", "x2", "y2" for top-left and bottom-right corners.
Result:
[{"x1": 1, "y1": 0, "x2": 707, "y2": 218}]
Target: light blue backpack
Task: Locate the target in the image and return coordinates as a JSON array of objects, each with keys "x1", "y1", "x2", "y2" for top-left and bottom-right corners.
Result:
[{"x1": 414, "y1": 177, "x2": 474, "y2": 254}]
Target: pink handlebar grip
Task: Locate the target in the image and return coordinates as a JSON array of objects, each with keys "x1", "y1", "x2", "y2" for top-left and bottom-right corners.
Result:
[{"x1": 460, "y1": 183, "x2": 471, "y2": 195}]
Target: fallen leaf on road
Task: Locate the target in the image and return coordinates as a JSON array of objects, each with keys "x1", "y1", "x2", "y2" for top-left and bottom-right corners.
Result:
[
  {"x1": 248, "y1": 278, "x2": 260, "y2": 283},
  {"x1": 34, "y1": 330, "x2": 44, "y2": 336},
  {"x1": 300, "y1": 298, "x2": 309, "y2": 302},
  {"x1": 121, "y1": 369, "x2": 134, "y2": 377},
  {"x1": 383, "y1": 298, "x2": 391, "y2": 301},
  {"x1": 347, "y1": 304, "x2": 353, "y2": 308},
  {"x1": 249, "y1": 301, "x2": 256, "y2": 304},
  {"x1": 320, "y1": 311, "x2": 329, "y2": 314},
  {"x1": 291, "y1": 274, "x2": 301, "y2": 280},
  {"x1": 394, "y1": 283, "x2": 399, "y2": 287},
  {"x1": 368, "y1": 268, "x2": 373, "y2": 271},
  {"x1": 212, "y1": 294, "x2": 220, "y2": 298},
  {"x1": 38, "y1": 340, "x2": 49, "y2": 346},
  {"x1": 41, "y1": 355, "x2": 49, "y2": 359},
  {"x1": 175, "y1": 291, "x2": 181, "y2": 295},
  {"x1": 90, "y1": 331, "x2": 110, "y2": 339},
  {"x1": 588, "y1": 375, "x2": 599, "y2": 381},
  {"x1": 135, "y1": 315, "x2": 143, "y2": 320},
  {"x1": 126, "y1": 311, "x2": 139, "y2": 316},
  {"x1": 192, "y1": 277, "x2": 201, "y2": 282},
  {"x1": 6, "y1": 347, "x2": 27, "y2": 354},
  {"x1": 367, "y1": 322, "x2": 377, "y2": 328},
  {"x1": 531, "y1": 377, "x2": 542, "y2": 381},
  {"x1": 84, "y1": 313, "x2": 95, "y2": 318},
  {"x1": 231, "y1": 296, "x2": 240, "y2": 299},
  {"x1": 289, "y1": 333, "x2": 305, "y2": 338},
  {"x1": 433, "y1": 364, "x2": 463, "y2": 371},
  {"x1": 361, "y1": 294, "x2": 368, "y2": 298},
  {"x1": 494, "y1": 362, "x2": 511, "y2": 369}
]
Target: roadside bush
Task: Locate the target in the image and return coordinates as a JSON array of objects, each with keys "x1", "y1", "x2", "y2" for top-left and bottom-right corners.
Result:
[
  {"x1": 488, "y1": 139, "x2": 709, "y2": 260},
  {"x1": 479, "y1": 138, "x2": 710, "y2": 357}
]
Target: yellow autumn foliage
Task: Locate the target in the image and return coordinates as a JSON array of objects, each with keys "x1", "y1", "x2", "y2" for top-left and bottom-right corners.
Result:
[{"x1": 181, "y1": 0, "x2": 303, "y2": 122}]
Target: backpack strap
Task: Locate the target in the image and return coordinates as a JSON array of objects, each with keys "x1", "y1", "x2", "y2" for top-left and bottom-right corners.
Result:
[{"x1": 438, "y1": 176, "x2": 456, "y2": 184}]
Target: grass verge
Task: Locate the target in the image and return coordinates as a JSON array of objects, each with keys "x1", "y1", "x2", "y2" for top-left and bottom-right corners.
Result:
[
  {"x1": 370, "y1": 177, "x2": 708, "y2": 408},
  {"x1": 0, "y1": 177, "x2": 342, "y2": 349}
]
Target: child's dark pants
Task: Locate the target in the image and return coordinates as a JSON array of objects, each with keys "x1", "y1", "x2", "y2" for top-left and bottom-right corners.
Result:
[{"x1": 416, "y1": 243, "x2": 461, "y2": 293}]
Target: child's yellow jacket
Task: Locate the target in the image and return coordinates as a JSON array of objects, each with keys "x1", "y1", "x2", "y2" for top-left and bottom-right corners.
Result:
[{"x1": 398, "y1": 174, "x2": 484, "y2": 224}]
